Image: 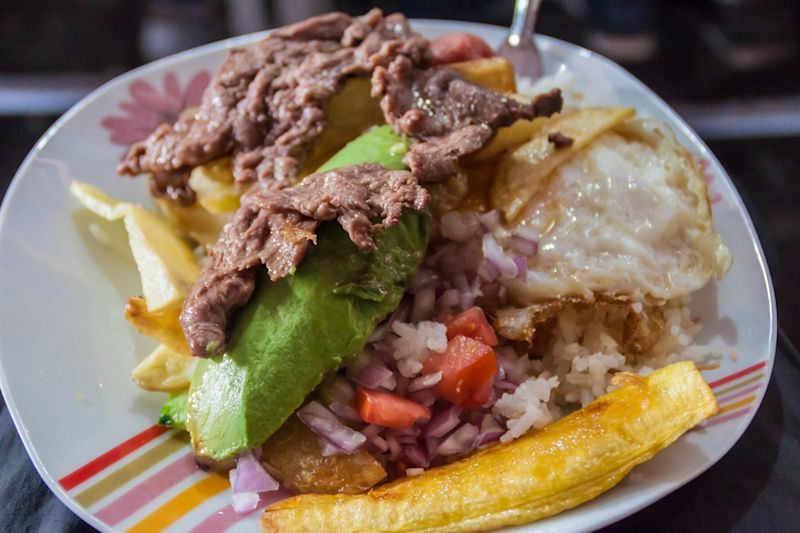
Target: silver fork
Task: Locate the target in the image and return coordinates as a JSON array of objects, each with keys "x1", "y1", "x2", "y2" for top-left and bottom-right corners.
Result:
[{"x1": 497, "y1": 0, "x2": 544, "y2": 80}]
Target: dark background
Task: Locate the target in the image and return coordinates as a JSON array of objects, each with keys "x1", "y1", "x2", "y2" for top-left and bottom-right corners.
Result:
[{"x1": 1, "y1": 1, "x2": 798, "y2": 531}]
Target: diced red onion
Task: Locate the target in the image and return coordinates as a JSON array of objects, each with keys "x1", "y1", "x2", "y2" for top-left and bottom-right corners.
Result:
[
  {"x1": 373, "y1": 342, "x2": 397, "y2": 370},
  {"x1": 482, "y1": 234, "x2": 518, "y2": 278},
  {"x1": 408, "y1": 372, "x2": 442, "y2": 392},
  {"x1": 427, "y1": 241, "x2": 456, "y2": 263},
  {"x1": 505, "y1": 235, "x2": 538, "y2": 257},
  {"x1": 410, "y1": 286, "x2": 436, "y2": 323},
  {"x1": 410, "y1": 267, "x2": 439, "y2": 292},
  {"x1": 514, "y1": 225, "x2": 540, "y2": 243},
  {"x1": 385, "y1": 432, "x2": 402, "y2": 459},
  {"x1": 437, "y1": 423, "x2": 479, "y2": 456},
  {"x1": 403, "y1": 444, "x2": 430, "y2": 468},
  {"x1": 494, "y1": 379, "x2": 518, "y2": 391},
  {"x1": 460, "y1": 290, "x2": 476, "y2": 310},
  {"x1": 477, "y1": 260, "x2": 499, "y2": 282},
  {"x1": 390, "y1": 428, "x2": 420, "y2": 446},
  {"x1": 328, "y1": 401, "x2": 362, "y2": 423},
  {"x1": 425, "y1": 435, "x2": 440, "y2": 457},
  {"x1": 231, "y1": 491, "x2": 260, "y2": 514},
  {"x1": 478, "y1": 416, "x2": 505, "y2": 445},
  {"x1": 361, "y1": 424, "x2": 382, "y2": 438},
  {"x1": 396, "y1": 433, "x2": 420, "y2": 445},
  {"x1": 440, "y1": 288, "x2": 461, "y2": 308},
  {"x1": 229, "y1": 451, "x2": 279, "y2": 514},
  {"x1": 406, "y1": 467, "x2": 425, "y2": 477},
  {"x1": 367, "y1": 322, "x2": 389, "y2": 343},
  {"x1": 320, "y1": 439, "x2": 344, "y2": 457},
  {"x1": 393, "y1": 425, "x2": 421, "y2": 438},
  {"x1": 453, "y1": 274, "x2": 469, "y2": 291},
  {"x1": 351, "y1": 362, "x2": 395, "y2": 389},
  {"x1": 485, "y1": 387, "x2": 498, "y2": 406},
  {"x1": 232, "y1": 451, "x2": 279, "y2": 494},
  {"x1": 367, "y1": 433, "x2": 389, "y2": 453},
  {"x1": 409, "y1": 389, "x2": 437, "y2": 407},
  {"x1": 384, "y1": 298, "x2": 411, "y2": 330},
  {"x1": 297, "y1": 401, "x2": 366, "y2": 454},
  {"x1": 395, "y1": 374, "x2": 410, "y2": 396},
  {"x1": 478, "y1": 210, "x2": 500, "y2": 231},
  {"x1": 440, "y1": 212, "x2": 479, "y2": 242},
  {"x1": 425, "y1": 405, "x2": 463, "y2": 438},
  {"x1": 512, "y1": 256, "x2": 527, "y2": 280},
  {"x1": 319, "y1": 375, "x2": 355, "y2": 405}
]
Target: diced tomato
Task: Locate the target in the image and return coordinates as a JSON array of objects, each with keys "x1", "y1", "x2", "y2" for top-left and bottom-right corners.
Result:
[
  {"x1": 429, "y1": 33, "x2": 495, "y2": 65},
  {"x1": 423, "y1": 335, "x2": 498, "y2": 408},
  {"x1": 355, "y1": 387, "x2": 431, "y2": 429},
  {"x1": 445, "y1": 307, "x2": 499, "y2": 346}
]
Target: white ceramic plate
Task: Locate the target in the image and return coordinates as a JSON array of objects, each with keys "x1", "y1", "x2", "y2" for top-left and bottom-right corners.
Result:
[{"x1": 0, "y1": 19, "x2": 776, "y2": 533}]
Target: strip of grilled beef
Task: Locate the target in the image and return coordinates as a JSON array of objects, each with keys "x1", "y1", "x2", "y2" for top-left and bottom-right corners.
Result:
[{"x1": 181, "y1": 163, "x2": 428, "y2": 356}]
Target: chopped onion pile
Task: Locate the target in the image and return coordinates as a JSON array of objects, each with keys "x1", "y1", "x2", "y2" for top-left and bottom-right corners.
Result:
[
  {"x1": 297, "y1": 401, "x2": 366, "y2": 455},
  {"x1": 229, "y1": 450, "x2": 279, "y2": 513},
  {"x1": 294, "y1": 211, "x2": 550, "y2": 478}
]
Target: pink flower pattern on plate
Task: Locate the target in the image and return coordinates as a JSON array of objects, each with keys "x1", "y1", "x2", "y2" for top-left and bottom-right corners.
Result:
[
  {"x1": 700, "y1": 158, "x2": 723, "y2": 205},
  {"x1": 101, "y1": 70, "x2": 211, "y2": 147}
]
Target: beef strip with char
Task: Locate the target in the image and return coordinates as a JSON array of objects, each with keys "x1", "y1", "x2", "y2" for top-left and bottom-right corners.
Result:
[
  {"x1": 176, "y1": 14, "x2": 564, "y2": 357},
  {"x1": 372, "y1": 55, "x2": 563, "y2": 182},
  {"x1": 181, "y1": 163, "x2": 429, "y2": 357},
  {"x1": 119, "y1": 9, "x2": 427, "y2": 205}
]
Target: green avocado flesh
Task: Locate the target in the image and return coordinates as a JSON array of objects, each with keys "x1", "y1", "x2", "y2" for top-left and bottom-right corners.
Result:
[
  {"x1": 185, "y1": 126, "x2": 430, "y2": 460},
  {"x1": 159, "y1": 391, "x2": 188, "y2": 430}
]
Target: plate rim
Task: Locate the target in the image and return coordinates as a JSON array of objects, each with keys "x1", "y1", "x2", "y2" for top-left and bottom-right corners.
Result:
[{"x1": 0, "y1": 18, "x2": 777, "y2": 533}]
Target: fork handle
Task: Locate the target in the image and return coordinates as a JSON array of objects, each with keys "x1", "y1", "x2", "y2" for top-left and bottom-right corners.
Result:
[{"x1": 508, "y1": 0, "x2": 542, "y2": 45}]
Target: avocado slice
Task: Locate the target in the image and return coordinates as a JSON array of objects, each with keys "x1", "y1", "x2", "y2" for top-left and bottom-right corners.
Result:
[
  {"x1": 159, "y1": 391, "x2": 188, "y2": 430},
  {"x1": 186, "y1": 126, "x2": 429, "y2": 460}
]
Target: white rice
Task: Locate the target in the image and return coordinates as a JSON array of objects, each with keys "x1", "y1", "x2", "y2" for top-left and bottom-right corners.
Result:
[
  {"x1": 494, "y1": 297, "x2": 719, "y2": 441},
  {"x1": 493, "y1": 375, "x2": 560, "y2": 442},
  {"x1": 391, "y1": 321, "x2": 447, "y2": 378}
]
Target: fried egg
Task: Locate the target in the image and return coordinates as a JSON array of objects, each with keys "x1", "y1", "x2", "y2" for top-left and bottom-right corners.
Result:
[{"x1": 505, "y1": 118, "x2": 732, "y2": 304}]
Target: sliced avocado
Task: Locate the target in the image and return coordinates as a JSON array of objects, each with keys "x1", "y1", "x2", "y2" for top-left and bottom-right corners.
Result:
[
  {"x1": 186, "y1": 126, "x2": 429, "y2": 460},
  {"x1": 159, "y1": 390, "x2": 188, "y2": 430}
]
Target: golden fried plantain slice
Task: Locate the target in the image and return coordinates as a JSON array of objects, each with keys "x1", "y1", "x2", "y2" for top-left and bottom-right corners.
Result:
[
  {"x1": 491, "y1": 107, "x2": 635, "y2": 222},
  {"x1": 262, "y1": 416, "x2": 387, "y2": 495},
  {"x1": 261, "y1": 361, "x2": 717, "y2": 533}
]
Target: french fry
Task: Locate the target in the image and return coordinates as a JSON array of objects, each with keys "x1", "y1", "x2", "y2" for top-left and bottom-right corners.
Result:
[
  {"x1": 188, "y1": 157, "x2": 242, "y2": 214},
  {"x1": 124, "y1": 296, "x2": 190, "y2": 356},
  {"x1": 468, "y1": 117, "x2": 548, "y2": 162},
  {"x1": 70, "y1": 182, "x2": 200, "y2": 311},
  {"x1": 261, "y1": 361, "x2": 717, "y2": 533},
  {"x1": 490, "y1": 107, "x2": 636, "y2": 222},
  {"x1": 132, "y1": 343, "x2": 196, "y2": 392},
  {"x1": 450, "y1": 57, "x2": 517, "y2": 93},
  {"x1": 155, "y1": 197, "x2": 230, "y2": 246}
]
